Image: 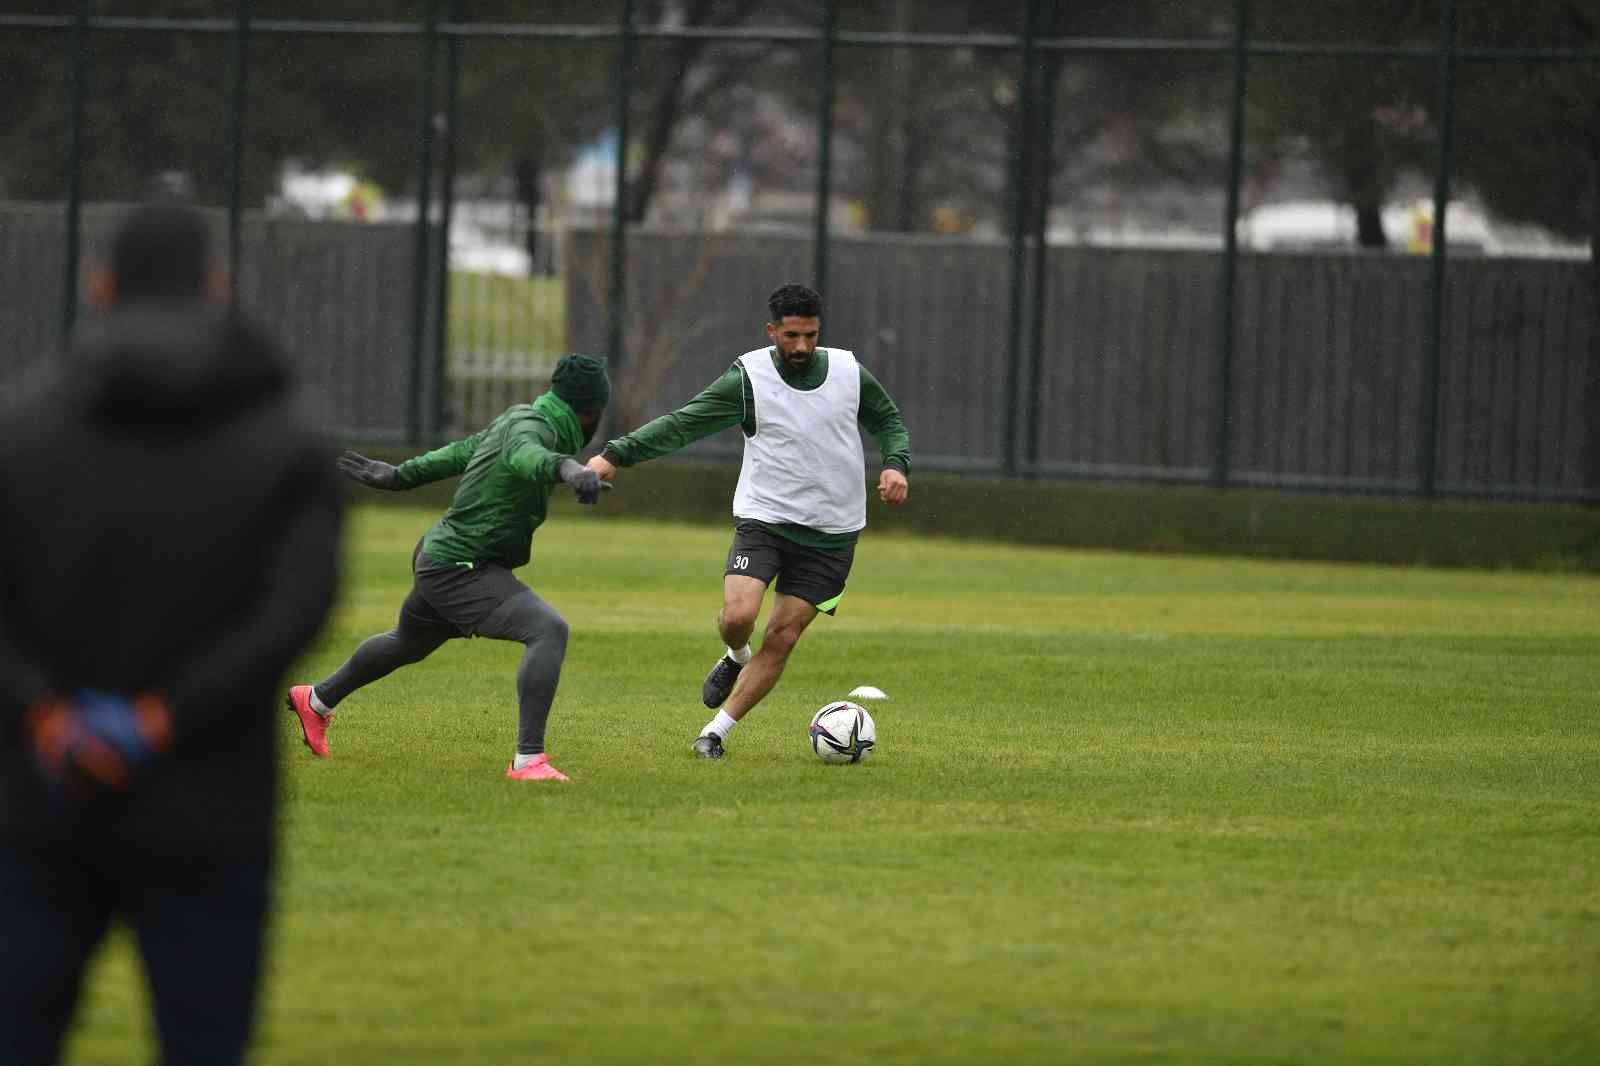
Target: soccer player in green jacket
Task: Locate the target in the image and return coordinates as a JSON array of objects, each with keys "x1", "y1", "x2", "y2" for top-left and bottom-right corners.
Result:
[
  {"x1": 586, "y1": 284, "x2": 910, "y2": 758},
  {"x1": 287, "y1": 355, "x2": 612, "y2": 781}
]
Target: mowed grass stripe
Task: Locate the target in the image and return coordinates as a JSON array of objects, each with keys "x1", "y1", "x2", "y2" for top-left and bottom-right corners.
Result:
[{"x1": 65, "y1": 508, "x2": 1599, "y2": 1065}]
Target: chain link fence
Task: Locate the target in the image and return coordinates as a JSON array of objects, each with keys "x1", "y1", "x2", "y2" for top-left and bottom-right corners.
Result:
[{"x1": 2, "y1": 1, "x2": 1596, "y2": 501}]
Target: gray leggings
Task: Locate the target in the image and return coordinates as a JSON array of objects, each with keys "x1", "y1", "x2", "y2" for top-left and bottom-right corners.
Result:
[{"x1": 314, "y1": 588, "x2": 570, "y2": 755}]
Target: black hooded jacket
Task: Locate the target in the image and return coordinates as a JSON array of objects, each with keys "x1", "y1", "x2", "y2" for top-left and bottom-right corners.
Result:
[{"x1": 0, "y1": 303, "x2": 342, "y2": 859}]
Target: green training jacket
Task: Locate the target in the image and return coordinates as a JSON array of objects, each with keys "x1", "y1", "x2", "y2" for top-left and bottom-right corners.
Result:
[
  {"x1": 599, "y1": 348, "x2": 911, "y2": 548},
  {"x1": 394, "y1": 391, "x2": 583, "y2": 568}
]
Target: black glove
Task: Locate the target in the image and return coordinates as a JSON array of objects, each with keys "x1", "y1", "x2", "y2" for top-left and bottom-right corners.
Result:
[
  {"x1": 557, "y1": 458, "x2": 609, "y2": 505},
  {"x1": 338, "y1": 450, "x2": 402, "y2": 490}
]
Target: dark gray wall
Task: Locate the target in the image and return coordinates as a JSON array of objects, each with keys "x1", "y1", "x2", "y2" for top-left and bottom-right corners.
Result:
[
  {"x1": 569, "y1": 228, "x2": 1596, "y2": 502},
  {"x1": 4, "y1": 209, "x2": 1592, "y2": 502},
  {"x1": 0, "y1": 204, "x2": 415, "y2": 442}
]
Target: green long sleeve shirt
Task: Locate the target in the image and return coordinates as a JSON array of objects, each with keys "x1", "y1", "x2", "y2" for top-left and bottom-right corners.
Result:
[
  {"x1": 394, "y1": 391, "x2": 584, "y2": 568},
  {"x1": 600, "y1": 348, "x2": 910, "y2": 548}
]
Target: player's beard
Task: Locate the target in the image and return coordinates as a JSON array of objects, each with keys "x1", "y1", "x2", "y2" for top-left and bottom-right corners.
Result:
[{"x1": 781, "y1": 348, "x2": 814, "y2": 372}]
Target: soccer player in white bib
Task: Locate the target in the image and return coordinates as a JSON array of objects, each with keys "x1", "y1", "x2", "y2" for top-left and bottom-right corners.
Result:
[{"x1": 587, "y1": 284, "x2": 910, "y2": 758}]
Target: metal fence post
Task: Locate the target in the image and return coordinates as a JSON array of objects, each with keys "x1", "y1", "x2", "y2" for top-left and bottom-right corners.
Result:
[
  {"x1": 811, "y1": 0, "x2": 836, "y2": 299},
  {"x1": 607, "y1": 0, "x2": 637, "y2": 370},
  {"x1": 409, "y1": 0, "x2": 440, "y2": 445},
  {"x1": 60, "y1": 0, "x2": 90, "y2": 343},
  {"x1": 1214, "y1": 0, "x2": 1249, "y2": 490},
  {"x1": 432, "y1": 0, "x2": 462, "y2": 436},
  {"x1": 3, "y1": 9, "x2": 1592, "y2": 499},
  {"x1": 1003, "y1": 0, "x2": 1042, "y2": 478},
  {"x1": 1025, "y1": 10, "x2": 1058, "y2": 475},
  {"x1": 1420, "y1": 0, "x2": 1458, "y2": 498},
  {"x1": 225, "y1": 0, "x2": 251, "y2": 307}
]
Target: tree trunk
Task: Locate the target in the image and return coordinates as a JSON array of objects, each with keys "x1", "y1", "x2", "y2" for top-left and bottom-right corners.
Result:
[
  {"x1": 629, "y1": 37, "x2": 705, "y2": 224},
  {"x1": 1355, "y1": 202, "x2": 1387, "y2": 248},
  {"x1": 1587, "y1": 118, "x2": 1600, "y2": 496},
  {"x1": 865, "y1": 0, "x2": 915, "y2": 230},
  {"x1": 894, "y1": 79, "x2": 930, "y2": 231},
  {"x1": 513, "y1": 147, "x2": 543, "y2": 270},
  {"x1": 1344, "y1": 150, "x2": 1389, "y2": 249}
]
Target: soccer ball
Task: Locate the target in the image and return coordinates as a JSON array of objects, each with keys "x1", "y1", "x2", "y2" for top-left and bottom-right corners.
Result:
[{"x1": 808, "y1": 701, "x2": 876, "y2": 764}]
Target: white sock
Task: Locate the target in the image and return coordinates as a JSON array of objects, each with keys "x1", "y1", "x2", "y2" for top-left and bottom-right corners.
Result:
[
  {"x1": 702, "y1": 710, "x2": 739, "y2": 740},
  {"x1": 726, "y1": 644, "x2": 753, "y2": 664},
  {"x1": 513, "y1": 752, "x2": 543, "y2": 770},
  {"x1": 309, "y1": 688, "x2": 332, "y2": 717}
]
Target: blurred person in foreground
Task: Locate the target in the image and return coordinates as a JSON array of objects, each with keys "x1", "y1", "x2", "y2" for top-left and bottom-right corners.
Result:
[
  {"x1": 0, "y1": 201, "x2": 343, "y2": 1065},
  {"x1": 586, "y1": 283, "x2": 910, "y2": 759},
  {"x1": 289, "y1": 354, "x2": 612, "y2": 782}
]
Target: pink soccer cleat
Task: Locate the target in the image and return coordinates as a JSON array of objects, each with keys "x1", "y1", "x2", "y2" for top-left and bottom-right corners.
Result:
[
  {"x1": 505, "y1": 754, "x2": 570, "y2": 781},
  {"x1": 286, "y1": 685, "x2": 331, "y2": 758}
]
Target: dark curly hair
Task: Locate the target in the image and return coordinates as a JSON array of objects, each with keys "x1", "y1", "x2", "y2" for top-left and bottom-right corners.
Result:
[{"x1": 767, "y1": 283, "x2": 822, "y2": 322}]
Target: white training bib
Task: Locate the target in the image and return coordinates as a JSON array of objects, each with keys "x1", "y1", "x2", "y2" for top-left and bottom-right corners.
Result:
[{"x1": 731, "y1": 348, "x2": 867, "y2": 534}]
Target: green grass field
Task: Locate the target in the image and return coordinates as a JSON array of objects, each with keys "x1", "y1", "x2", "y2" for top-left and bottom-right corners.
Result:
[{"x1": 66, "y1": 507, "x2": 1600, "y2": 1065}]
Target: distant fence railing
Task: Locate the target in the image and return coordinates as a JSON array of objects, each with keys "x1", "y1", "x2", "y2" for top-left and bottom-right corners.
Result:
[
  {"x1": 0, "y1": 203, "x2": 416, "y2": 443},
  {"x1": 7, "y1": 4, "x2": 1599, "y2": 507},
  {"x1": 448, "y1": 353, "x2": 557, "y2": 433},
  {"x1": 3, "y1": 205, "x2": 1592, "y2": 502},
  {"x1": 566, "y1": 228, "x2": 1597, "y2": 503}
]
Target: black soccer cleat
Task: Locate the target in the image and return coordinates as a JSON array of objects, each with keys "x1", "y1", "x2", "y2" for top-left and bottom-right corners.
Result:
[
  {"x1": 701, "y1": 655, "x2": 744, "y2": 709},
  {"x1": 691, "y1": 733, "x2": 725, "y2": 760}
]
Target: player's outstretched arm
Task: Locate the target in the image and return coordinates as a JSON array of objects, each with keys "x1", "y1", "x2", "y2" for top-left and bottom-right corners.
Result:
[
  {"x1": 337, "y1": 449, "x2": 403, "y2": 490},
  {"x1": 557, "y1": 457, "x2": 610, "y2": 505},
  {"x1": 597, "y1": 365, "x2": 746, "y2": 472},
  {"x1": 361, "y1": 429, "x2": 486, "y2": 490}
]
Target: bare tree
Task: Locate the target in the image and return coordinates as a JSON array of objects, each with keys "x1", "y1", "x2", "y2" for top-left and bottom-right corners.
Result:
[
  {"x1": 1243, "y1": 2, "x2": 1439, "y2": 249},
  {"x1": 626, "y1": 0, "x2": 810, "y2": 223}
]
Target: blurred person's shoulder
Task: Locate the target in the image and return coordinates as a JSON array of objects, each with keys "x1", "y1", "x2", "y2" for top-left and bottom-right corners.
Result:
[
  {"x1": 0, "y1": 348, "x2": 77, "y2": 454},
  {"x1": 67, "y1": 303, "x2": 297, "y2": 429}
]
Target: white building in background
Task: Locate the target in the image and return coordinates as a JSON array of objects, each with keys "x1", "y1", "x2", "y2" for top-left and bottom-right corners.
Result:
[
  {"x1": 1236, "y1": 198, "x2": 1587, "y2": 259},
  {"x1": 1236, "y1": 198, "x2": 1497, "y2": 254},
  {"x1": 269, "y1": 163, "x2": 387, "y2": 222},
  {"x1": 565, "y1": 130, "x2": 619, "y2": 217}
]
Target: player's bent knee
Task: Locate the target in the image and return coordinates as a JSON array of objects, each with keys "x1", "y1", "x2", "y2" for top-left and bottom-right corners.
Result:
[
  {"x1": 720, "y1": 605, "x2": 760, "y2": 634},
  {"x1": 761, "y1": 626, "x2": 804, "y2": 658},
  {"x1": 477, "y1": 589, "x2": 567, "y2": 647},
  {"x1": 726, "y1": 613, "x2": 760, "y2": 635},
  {"x1": 524, "y1": 599, "x2": 569, "y2": 649}
]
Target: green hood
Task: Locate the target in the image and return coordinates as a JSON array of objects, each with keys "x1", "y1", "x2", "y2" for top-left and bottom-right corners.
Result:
[{"x1": 533, "y1": 390, "x2": 587, "y2": 450}]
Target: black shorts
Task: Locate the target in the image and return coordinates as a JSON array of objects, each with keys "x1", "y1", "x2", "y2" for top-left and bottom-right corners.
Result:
[
  {"x1": 724, "y1": 521, "x2": 856, "y2": 615},
  {"x1": 401, "y1": 538, "x2": 529, "y2": 637}
]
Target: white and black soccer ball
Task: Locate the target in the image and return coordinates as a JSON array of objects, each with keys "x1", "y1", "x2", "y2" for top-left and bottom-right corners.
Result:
[{"x1": 808, "y1": 701, "x2": 876, "y2": 764}]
